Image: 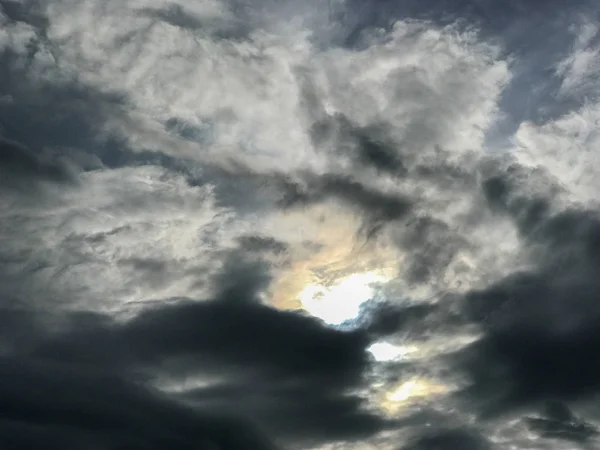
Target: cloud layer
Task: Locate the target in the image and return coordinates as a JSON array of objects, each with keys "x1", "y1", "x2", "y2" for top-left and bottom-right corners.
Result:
[{"x1": 2, "y1": 0, "x2": 600, "y2": 448}]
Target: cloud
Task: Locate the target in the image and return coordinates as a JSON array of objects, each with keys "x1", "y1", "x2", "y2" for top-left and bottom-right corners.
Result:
[
  {"x1": 0, "y1": 164, "x2": 238, "y2": 312},
  {"x1": 277, "y1": 173, "x2": 413, "y2": 237},
  {"x1": 513, "y1": 102, "x2": 600, "y2": 205},
  {"x1": 524, "y1": 401, "x2": 598, "y2": 443},
  {"x1": 402, "y1": 428, "x2": 492, "y2": 450},
  {"x1": 3, "y1": 0, "x2": 600, "y2": 448},
  {"x1": 237, "y1": 234, "x2": 288, "y2": 255},
  {"x1": 0, "y1": 0, "x2": 515, "y2": 309},
  {"x1": 454, "y1": 155, "x2": 600, "y2": 427},
  {"x1": 0, "y1": 136, "x2": 76, "y2": 188},
  {"x1": 556, "y1": 20, "x2": 600, "y2": 101},
  {"x1": 3, "y1": 259, "x2": 386, "y2": 445},
  {"x1": 0, "y1": 356, "x2": 281, "y2": 450},
  {"x1": 138, "y1": 2, "x2": 252, "y2": 40}
]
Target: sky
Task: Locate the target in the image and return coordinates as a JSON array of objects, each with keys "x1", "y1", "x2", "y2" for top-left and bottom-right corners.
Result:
[{"x1": 1, "y1": 0, "x2": 600, "y2": 448}]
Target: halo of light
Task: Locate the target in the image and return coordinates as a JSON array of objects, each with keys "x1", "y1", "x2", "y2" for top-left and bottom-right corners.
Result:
[{"x1": 298, "y1": 271, "x2": 388, "y2": 325}]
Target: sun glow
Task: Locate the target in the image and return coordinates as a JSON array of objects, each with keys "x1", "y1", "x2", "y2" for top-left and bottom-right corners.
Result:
[
  {"x1": 367, "y1": 342, "x2": 419, "y2": 362},
  {"x1": 379, "y1": 378, "x2": 449, "y2": 415},
  {"x1": 298, "y1": 271, "x2": 389, "y2": 325}
]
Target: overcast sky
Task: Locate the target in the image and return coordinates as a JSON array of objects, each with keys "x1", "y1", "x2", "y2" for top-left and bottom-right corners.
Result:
[{"x1": 2, "y1": 0, "x2": 600, "y2": 449}]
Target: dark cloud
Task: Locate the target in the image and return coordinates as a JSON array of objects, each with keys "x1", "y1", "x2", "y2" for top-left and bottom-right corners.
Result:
[
  {"x1": 180, "y1": 378, "x2": 383, "y2": 443},
  {"x1": 306, "y1": 111, "x2": 479, "y2": 220},
  {"x1": 361, "y1": 297, "x2": 466, "y2": 342},
  {"x1": 402, "y1": 428, "x2": 492, "y2": 450},
  {"x1": 0, "y1": 56, "x2": 126, "y2": 155},
  {"x1": 0, "y1": 0, "x2": 49, "y2": 30},
  {"x1": 461, "y1": 267, "x2": 600, "y2": 410},
  {"x1": 37, "y1": 298, "x2": 381, "y2": 438},
  {"x1": 237, "y1": 235, "x2": 288, "y2": 254},
  {"x1": 0, "y1": 356, "x2": 280, "y2": 450},
  {"x1": 0, "y1": 136, "x2": 76, "y2": 188},
  {"x1": 309, "y1": 112, "x2": 407, "y2": 176},
  {"x1": 0, "y1": 3, "x2": 127, "y2": 181},
  {"x1": 362, "y1": 301, "x2": 439, "y2": 338},
  {"x1": 308, "y1": 111, "x2": 476, "y2": 192},
  {"x1": 312, "y1": 175, "x2": 412, "y2": 222},
  {"x1": 524, "y1": 401, "x2": 598, "y2": 443},
  {"x1": 278, "y1": 173, "x2": 412, "y2": 236},
  {"x1": 394, "y1": 216, "x2": 469, "y2": 285},
  {"x1": 2, "y1": 260, "x2": 386, "y2": 445},
  {"x1": 164, "y1": 116, "x2": 216, "y2": 145},
  {"x1": 457, "y1": 169, "x2": 600, "y2": 415},
  {"x1": 480, "y1": 165, "x2": 557, "y2": 237}
]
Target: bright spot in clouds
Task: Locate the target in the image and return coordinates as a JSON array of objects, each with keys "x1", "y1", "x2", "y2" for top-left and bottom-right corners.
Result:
[
  {"x1": 367, "y1": 342, "x2": 419, "y2": 362},
  {"x1": 379, "y1": 378, "x2": 450, "y2": 415},
  {"x1": 298, "y1": 271, "x2": 389, "y2": 325}
]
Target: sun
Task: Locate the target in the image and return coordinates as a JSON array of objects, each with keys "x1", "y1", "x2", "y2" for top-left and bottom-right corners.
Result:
[{"x1": 297, "y1": 270, "x2": 389, "y2": 325}]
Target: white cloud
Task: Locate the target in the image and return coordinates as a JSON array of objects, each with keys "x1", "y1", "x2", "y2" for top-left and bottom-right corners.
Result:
[
  {"x1": 557, "y1": 20, "x2": 600, "y2": 101},
  {"x1": 0, "y1": 1, "x2": 520, "y2": 311},
  {"x1": 36, "y1": 2, "x2": 509, "y2": 176},
  {"x1": 514, "y1": 103, "x2": 600, "y2": 206},
  {"x1": 515, "y1": 19, "x2": 600, "y2": 207},
  {"x1": 1, "y1": 166, "x2": 240, "y2": 312},
  {"x1": 508, "y1": 19, "x2": 600, "y2": 207},
  {"x1": 0, "y1": 1, "x2": 520, "y2": 314}
]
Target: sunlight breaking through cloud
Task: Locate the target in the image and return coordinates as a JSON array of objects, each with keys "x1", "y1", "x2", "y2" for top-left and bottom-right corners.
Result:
[
  {"x1": 298, "y1": 271, "x2": 389, "y2": 325},
  {"x1": 1, "y1": 0, "x2": 600, "y2": 448}
]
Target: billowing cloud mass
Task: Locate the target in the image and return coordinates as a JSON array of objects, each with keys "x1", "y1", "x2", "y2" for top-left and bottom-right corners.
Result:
[{"x1": 2, "y1": 0, "x2": 600, "y2": 448}]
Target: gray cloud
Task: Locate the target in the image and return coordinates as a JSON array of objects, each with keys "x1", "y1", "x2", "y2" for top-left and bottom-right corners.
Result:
[
  {"x1": 278, "y1": 173, "x2": 413, "y2": 236},
  {"x1": 524, "y1": 401, "x2": 598, "y2": 444},
  {"x1": 402, "y1": 428, "x2": 492, "y2": 450},
  {"x1": 0, "y1": 356, "x2": 281, "y2": 450},
  {"x1": 0, "y1": 136, "x2": 76, "y2": 188},
  {"x1": 2, "y1": 0, "x2": 600, "y2": 448},
  {"x1": 138, "y1": 3, "x2": 252, "y2": 40},
  {"x1": 2, "y1": 259, "x2": 386, "y2": 446},
  {"x1": 446, "y1": 165, "x2": 600, "y2": 450}
]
